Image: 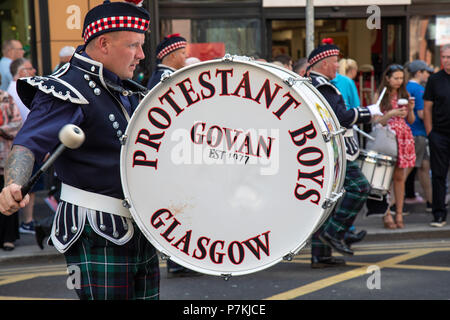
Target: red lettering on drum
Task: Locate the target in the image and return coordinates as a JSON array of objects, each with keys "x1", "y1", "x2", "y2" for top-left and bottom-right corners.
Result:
[
  {"x1": 231, "y1": 71, "x2": 253, "y2": 100},
  {"x1": 159, "y1": 88, "x2": 184, "y2": 116},
  {"x1": 252, "y1": 79, "x2": 283, "y2": 110},
  {"x1": 289, "y1": 121, "x2": 317, "y2": 147},
  {"x1": 176, "y1": 77, "x2": 201, "y2": 107},
  {"x1": 198, "y1": 71, "x2": 215, "y2": 100},
  {"x1": 297, "y1": 167, "x2": 325, "y2": 188},
  {"x1": 289, "y1": 122, "x2": 325, "y2": 206},
  {"x1": 296, "y1": 147, "x2": 323, "y2": 167},
  {"x1": 150, "y1": 208, "x2": 271, "y2": 265},
  {"x1": 135, "y1": 129, "x2": 164, "y2": 152},
  {"x1": 294, "y1": 184, "x2": 321, "y2": 204},
  {"x1": 215, "y1": 68, "x2": 233, "y2": 96},
  {"x1": 172, "y1": 230, "x2": 193, "y2": 255},
  {"x1": 190, "y1": 122, "x2": 274, "y2": 159},
  {"x1": 132, "y1": 150, "x2": 158, "y2": 169},
  {"x1": 272, "y1": 92, "x2": 301, "y2": 120}
]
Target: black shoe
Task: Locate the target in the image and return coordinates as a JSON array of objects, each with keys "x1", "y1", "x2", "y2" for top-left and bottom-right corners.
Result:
[
  {"x1": 319, "y1": 231, "x2": 354, "y2": 256},
  {"x1": 430, "y1": 216, "x2": 447, "y2": 228},
  {"x1": 311, "y1": 256, "x2": 346, "y2": 269},
  {"x1": 35, "y1": 224, "x2": 46, "y2": 250},
  {"x1": 344, "y1": 230, "x2": 367, "y2": 247}
]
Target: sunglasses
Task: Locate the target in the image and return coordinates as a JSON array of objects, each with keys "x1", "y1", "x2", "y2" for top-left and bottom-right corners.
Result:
[{"x1": 388, "y1": 64, "x2": 404, "y2": 73}]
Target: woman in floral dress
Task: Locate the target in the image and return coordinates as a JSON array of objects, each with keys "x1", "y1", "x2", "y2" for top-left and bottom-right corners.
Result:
[{"x1": 373, "y1": 64, "x2": 416, "y2": 229}]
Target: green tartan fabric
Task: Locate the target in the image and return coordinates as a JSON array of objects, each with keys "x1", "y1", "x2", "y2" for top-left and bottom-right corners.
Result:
[
  {"x1": 311, "y1": 161, "x2": 370, "y2": 258},
  {"x1": 64, "y1": 223, "x2": 160, "y2": 300}
]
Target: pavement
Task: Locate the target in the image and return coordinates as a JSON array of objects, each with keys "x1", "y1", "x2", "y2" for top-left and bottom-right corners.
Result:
[{"x1": 1, "y1": 188, "x2": 450, "y2": 264}]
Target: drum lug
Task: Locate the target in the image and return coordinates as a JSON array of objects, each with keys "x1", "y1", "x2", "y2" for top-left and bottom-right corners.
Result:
[
  {"x1": 221, "y1": 273, "x2": 232, "y2": 281},
  {"x1": 159, "y1": 252, "x2": 170, "y2": 261},
  {"x1": 283, "y1": 253, "x2": 294, "y2": 262},
  {"x1": 284, "y1": 77, "x2": 296, "y2": 87},
  {"x1": 119, "y1": 134, "x2": 128, "y2": 145},
  {"x1": 122, "y1": 198, "x2": 131, "y2": 209},
  {"x1": 322, "y1": 191, "x2": 346, "y2": 209},
  {"x1": 222, "y1": 53, "x2": 234, "y2": 62},
  {"x1": 160, "y1": 72, "x2": 172, "y2": 82},
  {"x1": 322, "y1": 128, "x2": 346, "y2": 142}
]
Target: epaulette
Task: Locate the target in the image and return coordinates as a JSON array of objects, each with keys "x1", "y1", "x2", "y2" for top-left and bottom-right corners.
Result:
[
  {"x1": 310, "y1": 73, "x2": 342, "y2": 96},
  {"x1": 17, "y1": 63, "x2": 89, "y2": 108}
]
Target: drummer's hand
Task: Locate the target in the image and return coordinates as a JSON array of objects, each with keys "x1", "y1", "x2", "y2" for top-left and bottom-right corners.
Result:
[{"x1": 0, "y1": 184, "x2": 29, "y2": 216}]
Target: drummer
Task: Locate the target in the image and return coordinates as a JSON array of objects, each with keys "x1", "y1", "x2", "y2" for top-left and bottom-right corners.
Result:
[
  {"x1": 307, "y1": 40, "x2": 375, "y2": 268},
  {"x1": 0, "y1": 1, "x2": 160, "y2": 300}
]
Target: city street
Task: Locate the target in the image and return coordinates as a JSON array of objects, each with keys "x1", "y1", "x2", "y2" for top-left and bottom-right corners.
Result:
[{"x1": 1, "y1": 239, "x2": 449, "y2": 300}]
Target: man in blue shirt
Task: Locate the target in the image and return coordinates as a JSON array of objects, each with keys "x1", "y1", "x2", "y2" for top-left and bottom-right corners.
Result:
[
  {"x1": 406, "y1": 60, "x2": 433, "y2": 213},
  {"x1": 0, "y1": 40, "x2": 25, "y2": 91}
]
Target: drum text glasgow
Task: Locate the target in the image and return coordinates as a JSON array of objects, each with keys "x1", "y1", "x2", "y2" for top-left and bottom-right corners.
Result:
[{"x1": 151, "y1": 208, "x2": 271, "y2": 265}]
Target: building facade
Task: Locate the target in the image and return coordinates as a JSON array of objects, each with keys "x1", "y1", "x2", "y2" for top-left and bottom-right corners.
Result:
[{"x1": 1, "y1": 0, "x2": 450, "y2": 85}]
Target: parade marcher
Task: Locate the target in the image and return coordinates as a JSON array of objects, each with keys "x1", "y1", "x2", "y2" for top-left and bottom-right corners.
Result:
[
  {"x1": 146, "y1": 33, "x2": 187, "y2": 90},
  {"x1": 308, "y1": 40, "x2": 373, "y2": 268},
  {"x1": 0, "y1": 0, "x2": 160, "y2": 300},
  {"x1": 374, "y1": 64, "x2": 416, "y2": 229},
  {"x1": 424, "y1": 43, "x2": 450, "y2": 228},
  {"x1": 406, "y1": 60, "x2": 433, "y2": 213}
]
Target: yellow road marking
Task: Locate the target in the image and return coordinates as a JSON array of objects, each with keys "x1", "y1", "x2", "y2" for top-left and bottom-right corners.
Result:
[{"x1": 266, "y1": 248, "x2": 434, "y2": 300}]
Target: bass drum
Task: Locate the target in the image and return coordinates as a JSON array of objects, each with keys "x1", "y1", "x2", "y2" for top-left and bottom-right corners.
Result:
[{"x1": 120, "y1": 56, "x2": 346, "y2": 277}]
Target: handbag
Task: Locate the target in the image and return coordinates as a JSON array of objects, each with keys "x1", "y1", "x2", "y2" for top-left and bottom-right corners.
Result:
[{"x1": 365, "y1": 123, "x2": 398, "y2": 157}]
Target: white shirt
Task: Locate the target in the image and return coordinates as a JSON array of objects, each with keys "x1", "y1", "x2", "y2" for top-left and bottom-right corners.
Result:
[{"x1": 7, "y1": 80, "x2": 28, "y2": 123}]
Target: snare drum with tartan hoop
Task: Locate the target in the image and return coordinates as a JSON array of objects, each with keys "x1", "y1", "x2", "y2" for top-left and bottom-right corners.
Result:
[{"x1": 120, "y1": 55, "x2": 346, "y2": 277}]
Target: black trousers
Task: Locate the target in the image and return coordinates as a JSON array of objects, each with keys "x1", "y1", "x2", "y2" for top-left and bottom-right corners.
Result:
[
  {"x1": 0, "y1": 175, "x2": 19, "y2": 246},
  {"x1": 428, "y1": 131, "x2": 449, "y2": 221}
]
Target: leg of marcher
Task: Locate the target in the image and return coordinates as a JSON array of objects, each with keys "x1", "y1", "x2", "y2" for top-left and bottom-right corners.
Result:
[
  {"x1": 64, "y1": 224, "x2": 160, "y2": 300},
  {"x1": 322, "y1": 161, "x2": 370, "y2": 239}
]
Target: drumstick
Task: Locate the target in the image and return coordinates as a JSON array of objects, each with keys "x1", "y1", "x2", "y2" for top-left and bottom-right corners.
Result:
[
  {"x1": 353, "y1": 125, "x2": 375, "y2": 141},
  {"x1": 376, "y1": 87, "x2": 387, "y2": 108},
  {"x1": 21, "y1": 124, "x2": 85, "y2": 197}
]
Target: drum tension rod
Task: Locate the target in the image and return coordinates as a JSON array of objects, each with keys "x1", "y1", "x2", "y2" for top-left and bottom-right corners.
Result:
[
  {"x1": 283, "y1": 76, "x2": 311, "y2": 87},
  {"x1": 322, "y1": 128, "x2": 346, "y2": 142},
  {"x1": 283, "y1": 253, "x2": 294, "y2": 262},
  {"x1": 221, "y1": 274, "x2": 232, "y2": 281},
  {"x1": 122, "y1": 199, "x2": 131, "y2": 209},
  {"x1": 322, "y1": 191, "x2": 346, "y2": 209},
  {"x1": 119, "y1": 134, "x2": 128, "y2": 145}
]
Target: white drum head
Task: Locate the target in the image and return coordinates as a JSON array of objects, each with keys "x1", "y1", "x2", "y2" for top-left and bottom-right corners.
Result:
[{"x1": 121, "y1": 58, "x2": 344, "y2": 276}]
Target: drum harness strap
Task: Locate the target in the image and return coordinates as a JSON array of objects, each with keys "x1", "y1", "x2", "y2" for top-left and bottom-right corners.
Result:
[{"x1": 60, "y1": 183, "x2": 132, "y2": 219}]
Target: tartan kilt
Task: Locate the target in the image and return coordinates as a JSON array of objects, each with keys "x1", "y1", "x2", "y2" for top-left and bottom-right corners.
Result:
[
  {"x1": 64, "y1": 222, "x2": 160, "y2": 300},
  {"x1": 311, "y1": 160, "x2": 370, "y2": 257}
]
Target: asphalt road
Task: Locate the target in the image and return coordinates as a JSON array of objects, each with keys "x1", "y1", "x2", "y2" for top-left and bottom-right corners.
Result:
[{"x1": 1, "y1": 239, "x2": 449, "y2": 302}]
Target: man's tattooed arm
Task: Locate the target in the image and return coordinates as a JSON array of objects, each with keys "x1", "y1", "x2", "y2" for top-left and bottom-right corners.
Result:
[{"x1": 4, "y1": 145, "x2": 35, "y2": 187}]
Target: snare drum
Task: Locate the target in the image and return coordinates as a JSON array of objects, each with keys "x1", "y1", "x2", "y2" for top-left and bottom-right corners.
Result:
[
  {"x1": 120, "y1": 55, "x2": 346, "y2": 277},
  {"x1": 358, "y1": 149, "x2": 396, "y2": 200}
]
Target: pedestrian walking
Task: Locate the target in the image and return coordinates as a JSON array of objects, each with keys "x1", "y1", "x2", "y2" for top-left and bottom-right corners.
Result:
[
  {"x1": 405, "y1": 60, "x2": 433, "y2": 213},
  {"x1": 423, "y1": 43, "x2": 450, "y2": 228},
  {"x1": 373, "y1": 64, "x2": 416, "y2": 229}
]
